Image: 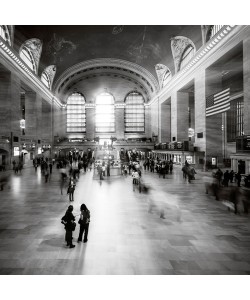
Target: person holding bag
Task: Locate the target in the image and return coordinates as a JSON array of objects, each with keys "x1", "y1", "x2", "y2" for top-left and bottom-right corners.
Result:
[
  {"x1": 77, "y1": 203, "x2": 90, "y2": 243},
  {"x1": 61, "y1": 205, "x2": 76, "y2": 248}
]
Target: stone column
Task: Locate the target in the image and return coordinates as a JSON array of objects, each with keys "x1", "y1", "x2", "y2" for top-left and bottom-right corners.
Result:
[
  {"x1": 115, "y1": 103, "x2": 125, "y2": 139},
  {"x1": 205, "y1": 67, "x2": 223, "y2": 166},
  {"x1": 42, "y1": 99, "x2": 52, "y2": 143},
  {"x1": 85, "y1": 103, "x2": 95, "y2": 140},
  {"x1": 243, "y1": 33, "x2": 250, "y2": 135},
  {"x1": 194, "y1": 69, "x2": 206, "y2": 152},
  {"x1": 53, "y1": 105, "x2": 64, "y2": 137},
  {"x1": 0, "y1": 67, "x2": 11, "y2": 136},
  {"x1": 36, "y1": 94, "x2": 42, "y2": 154},
  {"x1": 25, "y1": 91, "x2": 37, "y2": 139},
  {"x1": 160, "y1": 101, "x2": 171, "y2": 143},
  {"x1": 171, "y1": 92, "x2": 177, "y2": 141},
  {"x1": 10, "y1": 74, "x2": 22, "y2": 137},
  {"x1": 145, "y1": 105, "x2": 151, "y2": 138},
  {"x1": 0, "y1": 68, "x2": 21, "y2": 163},
  {"x1": 177, "y1": 91, "x2": 189, "y2": 141},
  {"x1": 150, "y1": 100, "x2": 159, "y2": 140}
]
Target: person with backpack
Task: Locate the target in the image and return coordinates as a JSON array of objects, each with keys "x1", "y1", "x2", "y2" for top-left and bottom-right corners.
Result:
[
  {"x1": 77, "y1": 203, "x2": 90, "y2": 243},
  {"x1": 61, "y1": 205, "x2": 76, "y2": 248}
]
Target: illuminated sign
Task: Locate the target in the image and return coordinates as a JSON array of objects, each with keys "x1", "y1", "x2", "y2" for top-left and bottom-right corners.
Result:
[
  {"x1": 20, "y1": 119, "x2": 25, "y2": 129},
  {"x1": 188, "y1": 128, "x2": 195, "y2": 137},
  {"x1": 14, "y1": 147, "x2": 20, "y2": 156},
  {"x1": 70, "y1": 139, "x2": 83, "y2": 142}
]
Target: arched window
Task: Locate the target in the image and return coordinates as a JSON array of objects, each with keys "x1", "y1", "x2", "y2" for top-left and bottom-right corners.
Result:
[
  {"x1": 0, "y1": 25, "x2": 11, "y2": 45},
  {"x1": 125, "y1": 92, "x2": 145, "y2": 133},
  {"x1": 67, "y1": 92, "x2": 86, "y2": 133},
  {"x1": 96, "y1": 92, "x2": 115, "y2": 132},
  {"x1": 179, "y1": 44, "x2": 195, "y2": 70},
  {"x1": 41, "y1": 72, "x2": 50, "y2": 88},
  {"x1": 20, "y1": 47, "x2": 36, "y2": 72},
  {"x1": 162, "y1": 70, "x2": 171, "y2": 88}
]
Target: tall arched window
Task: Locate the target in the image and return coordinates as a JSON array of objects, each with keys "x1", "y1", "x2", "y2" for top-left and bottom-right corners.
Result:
[
  {"x1": 67, "y1": 92, "x2": 86, "y2": 133},
  {"x1": 20, "y1": 47, "x2": 36, "y2": 72},
  {"x1": 96, "y1": 92, "x2": 115, "y2": 132},
  {"x1": 0, "y1": 25, "x2": 11, "y2": 45},
  {"x1": 179, "y1": 44, "x2": 195, "y2": 70},
  {"x1": 41, "y1": 72, "x2": 50, "y2": 88},
  {"x1": 125, "y1": 92, "x2": 145, "y2": 133}
]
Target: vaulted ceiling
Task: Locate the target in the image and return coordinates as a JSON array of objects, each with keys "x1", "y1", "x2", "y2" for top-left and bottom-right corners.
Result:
[{"x1": 13, "y1": 25, "x2": 203, "y2": 102}]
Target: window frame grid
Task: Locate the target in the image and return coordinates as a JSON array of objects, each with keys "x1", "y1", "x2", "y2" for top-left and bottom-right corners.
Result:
[
  {"x1": 66, "y1": 93, "x2": 86, "y2": 133},
  {"x1": 95, "y1": 93, "x2": 115, "y2": 133},
  {"x1": 125, "y1": 92, "x2": 145, "y2": 133}
]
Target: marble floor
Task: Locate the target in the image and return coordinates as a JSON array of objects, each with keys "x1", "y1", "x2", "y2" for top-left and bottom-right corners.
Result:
[{"x1": 0, "y1": 164, "x2": 250, "y2": 275}]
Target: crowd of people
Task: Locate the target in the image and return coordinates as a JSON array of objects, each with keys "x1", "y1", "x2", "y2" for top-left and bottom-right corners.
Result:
[{"x1": 1, "y1": 149, "x2": 250, "y2": 249}]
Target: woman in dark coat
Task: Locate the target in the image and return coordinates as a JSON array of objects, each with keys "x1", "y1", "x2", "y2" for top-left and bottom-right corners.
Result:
[
  {"x1": 61, "y1": 205, "x2": 76, "y2": 248},
  {"x1": 77, "y1": 204, "x2": 90, "y2": 243}
]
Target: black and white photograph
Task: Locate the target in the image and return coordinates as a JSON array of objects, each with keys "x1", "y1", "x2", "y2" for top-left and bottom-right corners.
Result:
[{"x1": 0, "y1": 1, "x2": 249, "y2": 299}]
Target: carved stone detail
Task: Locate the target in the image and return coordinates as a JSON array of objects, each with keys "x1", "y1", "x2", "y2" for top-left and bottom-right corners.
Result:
[
  {"x1": 171, "y1": 36, "x2": 196, "y2": 73},
  {"x1": 155, "y1": 64, "x2": 172, "y2": 89},
  {"x1": 54, "y1": 58, "x2": 159, "y2": 97},
  {"x1": 20, "y1": 38, "x2": 43, "y2": 74}
]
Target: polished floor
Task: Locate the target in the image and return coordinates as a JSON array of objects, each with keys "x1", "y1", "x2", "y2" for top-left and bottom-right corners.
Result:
[{"x1": 0, "y1": 163, "x2": 250, "y2": 275}]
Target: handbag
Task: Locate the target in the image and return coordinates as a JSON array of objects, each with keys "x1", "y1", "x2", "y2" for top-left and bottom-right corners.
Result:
[{"x1": 71, "y1": 221, "x2": 76, "y2": 231}]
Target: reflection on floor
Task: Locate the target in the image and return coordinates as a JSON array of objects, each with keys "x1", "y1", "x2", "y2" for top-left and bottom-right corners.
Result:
[{"x1": 0, "y1": 164, "x2": 250, "y2": 275}]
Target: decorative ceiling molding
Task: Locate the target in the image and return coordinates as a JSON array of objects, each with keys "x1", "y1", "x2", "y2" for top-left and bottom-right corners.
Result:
[
  {"x1": 42, "y1": 65, "x2": 57, "y2": 89},
  {"x1": 54, "y1": 58, "x2": 159, "y2": 97},
  {"x1": 155, "y1": 64, "x2": 172, "y2": 89},
  {"x1": 64, "y1": 72, "x2": 149, "y2": 100},
  {"x1": 171, "y1": 36, "x2": 196, "y2": 73},
  {"x1": 19, "y1": 38, "x2": 43, "y2": 75}
]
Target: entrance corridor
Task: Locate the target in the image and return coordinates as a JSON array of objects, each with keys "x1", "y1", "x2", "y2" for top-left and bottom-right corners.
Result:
[{"x1": 0, "y1": 165, "x2": 250, "y2": 275}]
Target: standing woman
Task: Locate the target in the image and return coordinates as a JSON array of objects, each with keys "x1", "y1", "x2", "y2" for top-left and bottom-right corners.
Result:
[
  {"x1": 77, "y1": 204, "x2": 90, "y2": 243},
  {"x1": 61, "y1": 205, "x2": 76, "y2": 248}
]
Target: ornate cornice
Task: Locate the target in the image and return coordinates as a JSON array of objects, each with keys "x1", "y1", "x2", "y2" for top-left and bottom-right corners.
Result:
[
  {"x1": 54, "y1": 58, "x2": 159, "y2": 97},
  {"x1": 0, "y1": 37, "x2": 62, "y2": 108}
]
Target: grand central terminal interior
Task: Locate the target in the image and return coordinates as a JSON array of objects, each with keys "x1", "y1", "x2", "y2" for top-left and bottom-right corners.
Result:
[{"x1": 1, "y1": 22, "x2": 250, "y2": 280}]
